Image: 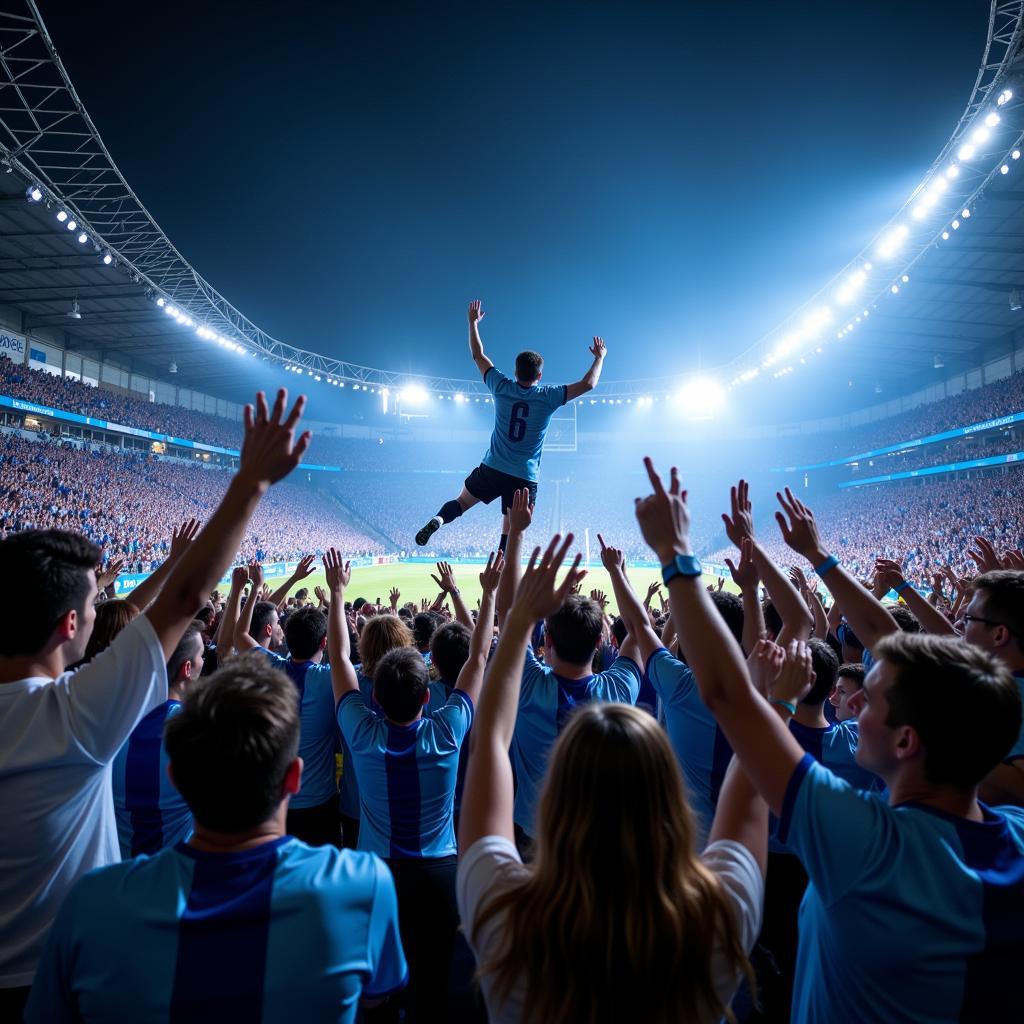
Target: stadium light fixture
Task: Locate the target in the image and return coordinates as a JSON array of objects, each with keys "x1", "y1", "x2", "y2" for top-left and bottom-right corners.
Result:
[
  {"x1": 957, "y1": 143, "x2": 976, "y2": 161},
  {"x1": 675, "y1": 377, "x2": 724, "y2": 420},
  {"x1": 985, "y1": 111, "x2": 1001, "y2": 127},
  {"x1": 945, "y1": 164, "x2": 960, "y2": 179},
  {"x1": 1001, "y1": 164, "x2": 1010, "y2": 174},
  {"x1": 56, "y1": 209, "x2": 67, "y2": 222},
  {"x1": 942, "y1": 230, "x2": 950, "y2": 240},
  {"x1": 901, "y1": 274, "x2": 909, "y2": 283},
  {"x1": 102, "y1": 252, "x2": 113, "y2": 265},
  {"x1": 156, "y1": 297, "x2": 165, "y2": 306},
  {"x1": 66, "y1": 220, "x2": 76, "y2": 231},
  {"x1": 997, "y1": 88, "x2": 1013, "y2": 106},
  {"x1": 1013, "y1": 150, "x2": 1021, "y2": 160},
  {"x1": 891, "y1": 284, "x2": 900, "y2": 294},
  {"x1": 77, "y1": 231, "x2": 87, "y2": 244},
  {"x1": 876, "y1": 224, "x2": 908, "y2": 258},
  {"x1": 971, "y1": 126, "x2": 990, "y2": 145},
  {"x1": 26, "y1": 185, "x2": 42, "y2": 202}
]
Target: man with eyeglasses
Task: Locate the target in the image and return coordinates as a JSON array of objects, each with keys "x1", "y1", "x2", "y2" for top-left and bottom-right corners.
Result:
[{"x1": 962, "y1": 571, "x2": 1024, "y2": 806}]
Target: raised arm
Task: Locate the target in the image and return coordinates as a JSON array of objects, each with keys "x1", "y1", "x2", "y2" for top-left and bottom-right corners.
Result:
[
  {"x1": 635, "y1": 458, "x2": 808, "y2": 815},
  {"x1": 232, "y1": 561, "x2": 265, "y2": 653},
  {"x1": 125, "y1": 518, "x2": 201, "y2": 613},
  {"x1": 597, "y1": 533, "x2": 662, "y2": 663},
  {"x1": 792, "y1": 565, "x2": 830, "y2": 639},
  {"x1": 774, "y1": 487, "x2": 898, "y2": 652},
  {"x1": 874, "y1": 558, "x2": 958, "y2": 636},
  {"x1": 452, "y1": 552, "x2": 503, "y2": 705},
  {"x1": 431, "y1": 561, "x2": 473, "y2": 628},
  {"x1": 495, "y1": 487, "x2": 532, "y2": 627},
  {"x1": 323, "y1": 548, "x2": 358, "y2": 704},
  {"x1": 213, "y1": 565, "x2": 249, "y2": 656},
  {"x1": 723, "y1": 479, "x2": 812, "y2": 644},
  {"x1": 144, "y1": 389, "x2": 310, "y2": 662},
  {"x1": 459, "y1": 535, "x2": 579, "y2": 852},
  {"x1": 468, "y1": 300, "x2": 493, "y2": 379},
  {"x1": 564, "y1": 336, "x2": 607, "y2": 402},
  {"x1": 267, "y1": 554, "x2": 316, "y2": 609},
  {"x1": 725, "y1": 536, "x2": 766, "y2": 654}
]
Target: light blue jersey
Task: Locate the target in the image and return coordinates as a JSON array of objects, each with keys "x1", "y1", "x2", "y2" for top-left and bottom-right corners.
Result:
[
  {"x1": 112, "y1": 700, "x2": 191, "y2": 859},
  {"x1": 265, "y1": 652, "x2": 338, "y2": 809},
  {"x1": 512, "y1": 647, "x2": 641, "y2": 835},
  {"x1": 1008, "y1": 671, "x2": 1024, "y2": 761},
  {"x1": 779, "y1": 754, "x2": 1024, "y2": 1024},
  {"x1": 646, "y1": 647, "x2": 732, "y2": 849},
  {"x1": 338, "y1": 689, "x2": 473, "y2": 859},
  {"x1": 481, "y1": 367, "x2": 567, "y2": 482},
  {"x1": 26, "y1": 837, "x2": 407, "y2": 1024},
  {"x1": 339, "y1": 669, "x2": 376, "y2": 819}
]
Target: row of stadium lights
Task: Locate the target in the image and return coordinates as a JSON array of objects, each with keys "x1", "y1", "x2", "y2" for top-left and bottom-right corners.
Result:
[{"x1": 731, "y1": 87, "x2": 1020, "y2": 388}]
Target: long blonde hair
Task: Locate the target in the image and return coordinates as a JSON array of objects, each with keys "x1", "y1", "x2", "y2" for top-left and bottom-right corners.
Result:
[
  {"x1": 473, "y1": 703, "x2": 753, "y2": 1023},
  {"x1": 357, "y1": 614, "x2": 413, "y2": 679}
]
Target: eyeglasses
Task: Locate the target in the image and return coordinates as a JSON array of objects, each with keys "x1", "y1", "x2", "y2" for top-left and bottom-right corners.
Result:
[{"x1": 962, "y1": 613, "x2": 1007, "y2": 629}]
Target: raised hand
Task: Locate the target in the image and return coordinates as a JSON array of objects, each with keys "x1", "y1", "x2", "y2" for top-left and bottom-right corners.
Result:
[
  {"x1": 635, "y1": 457, "x2": 691, "y2": 562},
  {"x1": 722, "y1": 479, "x2": 755, "y2": 548},
  {"x1": 431, "y1": 561, "x2": 458, "y2": 593},
  {"x1": 644, "y1": 580, "x2": 662, "y2": 607},
  {"x1": 874, "y1": 558, "x2": 906, "y2": 592},
  {"x1": 238, "y1": 388, "x2": 311, "y2": 489},
  {"x1": 725, "y1": 536, "x2": 759, "y2": 591},
  {"x1": 468, "y1": 299, "x2": 486, "y2": 324},
  {"x1": 258, "y1": 584, "x2": 272, "y2": 603},
  {"x1": 788, "y1": 564, "x2": 809, "y2": 594},
  {"x1": 508, "y1": 487, "x2": 534, "y2": 535},
  {"x1": 169, "y1": 518, "x2": 201, "y2": 561},
  {"x1": 509, "y1": 534, "x2": 581, "y2": 623},
  {"x1": 96, "y1": 557, "x2": 126, "y2": 590},
  {"x1": 230, "y1": 565, "x2": 249, "y2": 589},
  {"x1": 389, "y1": 587, "x2": 401, "y2": 610},
  {"x1": 479, "y1": 551, "x2": 505, "y2": 593},
  {"x1": 716, "y1": 577, "x2": 725, "y2": 593},
  {"x1": 746, "y1": 638, "x2": 785, "y2": 697},
  {"x1": 420, "y1": 597, "x2": 430, "y2": 612},
  {"x1": 775, "y1": 487, "x2": 827, "y2": 563},
  {"x1": 247, "y1": 560, "x2": 264, "y2": 590},
  {"x1": 590, "y1": 589, "x2": 609, "y2": 610},
  {"x1": 770, "y1": 639, "x2": 814, "y2": 706},
  {"x1": 967, "y1": 536, "x2": 1000, "y2": 573},
  {"x1": 1003, "y1": 548, "x2": 1024, "y2": 570},
  {"x1": 589, "y1": 336, "x2": 607, "y2": 359},
  {"x1": 322, "y1": 547, "x2": 352, "y2": 594},
  {"x1": 314, "y1": 585, "x2": 329, "y2": 606},
  {"x1": 597, "y1": 533, "x2": 625, "y2": 573},
  {"x1": 294, "y1": 554, "x2": 316, "y2": 580}
]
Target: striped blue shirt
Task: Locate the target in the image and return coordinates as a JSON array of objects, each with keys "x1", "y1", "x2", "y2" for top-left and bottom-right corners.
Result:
[
  {"x1": 25, "y1": 837, "x2": 407, "y2": 1024},
  {"x1": 780, "y1": 755, "x2": 1024, "y2": 1023},
  {"x1": 265, "y1": 652, "x2": 338, "y2": 809},
  {"x1": 112, "y1": 700, "x2": 191, "y2": 859},
  {"x1": 646, "y1": 647, "x2": 731, "y2": 849},
  {"x1": 512, "y1": 648, "x2": 641, "y2": 836},
  {"x1": 339, "y1": 669, "x2": 376, "y2": 819},
  {"x1": 338, "y1": 689, "x2": 473, "y2": 859},
  {"x1": 482, "y1": 367, "x2": 567, "y2": 481}
]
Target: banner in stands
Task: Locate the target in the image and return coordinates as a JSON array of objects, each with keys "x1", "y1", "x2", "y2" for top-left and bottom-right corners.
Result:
[
  {"x1": 837, "y1": 449, "x2": 1024, "y2": 488},
  {"x1": 0, "y1": 393, "x2": 342, "y2": 471},
  {"x1": 0, "y1": 330, "x2": 26, "y2": 360}
]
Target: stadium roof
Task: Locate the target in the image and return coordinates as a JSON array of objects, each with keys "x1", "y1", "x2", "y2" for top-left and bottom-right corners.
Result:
[{"x1": 0, "y1": 0, "x2": 1022, "y2": 411}]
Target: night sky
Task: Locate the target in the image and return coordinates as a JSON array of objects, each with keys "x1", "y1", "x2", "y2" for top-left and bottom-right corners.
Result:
[{"x1": 42, "y1": 1, "x2": 989, "y2": 390}]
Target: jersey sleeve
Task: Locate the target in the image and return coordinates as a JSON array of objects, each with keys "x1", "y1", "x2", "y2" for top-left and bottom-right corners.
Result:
[
  {"x1": 337, "y1": 691, "x2": 380, "y2": 754},
  {"x1": 23, "y1": 881, "x2": 81, "y2": 1023},
  {"x1": 595, "y1": 655, "x2": 642, "y2": 704},
  {"x1": 776, "y1": 753, "x2": 896, "y2": 906},
  {"x1": 456, "y1": 835, "x2": 526, "y2": 956},
  {"x1": 484, "y1": 366, "x2": 511, "y2": 397},
  {"x1": 519, "y1": 645, "x2": 546, "y2": 706},
  {"x1": 544, "y1": 383, "x2": 568, "y2": 411},
  {"x1": 645, "y1": 647, "x2": 696, "y2": 709},
  {"x1": 363, "y1": 856, "x2": 408, "y2": 997},
  {"x1": 56, "y1": 613, "x2": 167, "y2": 764},
  {"x1": 431, "y1": 691, "x2": 474, "y2": 749}
]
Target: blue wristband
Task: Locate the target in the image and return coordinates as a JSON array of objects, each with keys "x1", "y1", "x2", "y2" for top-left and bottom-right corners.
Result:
[
  {"x1": 771, "y1": 699, "x2": 797, "y2": 716},
  {"x1": 895, "y1": 580, "x2": 911, "y2": 594},
  {"x1": 814, "y1": 554, "x2": 839, "y2": 576}
]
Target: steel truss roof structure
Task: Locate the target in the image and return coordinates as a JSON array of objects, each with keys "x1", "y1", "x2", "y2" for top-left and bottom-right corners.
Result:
[{"x1": 0, "y1": 1, "x2": 1020, "y2": 409}]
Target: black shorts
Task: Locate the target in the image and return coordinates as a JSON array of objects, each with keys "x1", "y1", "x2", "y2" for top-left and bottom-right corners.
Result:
[{"x1": 464, "y1": 462, "x2": 537, "y2": 513}]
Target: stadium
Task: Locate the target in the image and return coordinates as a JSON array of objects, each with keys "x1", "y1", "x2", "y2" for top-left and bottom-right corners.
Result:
[{"x1": 1, "y1": 1, "x2": 1023, "y2": 1022}]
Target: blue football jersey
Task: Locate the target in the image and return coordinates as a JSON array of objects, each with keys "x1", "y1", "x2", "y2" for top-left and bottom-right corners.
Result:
[
  {"x1": 511, "y1": 647, "x2": 641, "y2": 836},
  {"x1": 1008, "y1": 672, "x2": 1024, "y2": 761},
  {"x1": 481, "y1": 367, "x2": 567, "y2": 481},
  {"x1": 112, "y1": 700, "x2": 192, "y2": 858},
  {"x1": 339, "y1": 669, "x2": 376, "y2": 819},
  {"x1": 338, "y1": 689, "x2": 473, "y2": 859},
  {"x1": 265, "y1": 652, "x2": 338, "y2": 809},
  {"x1": 26, "y1": 837, "x2": 407, "y2": 1024},
  {"x1": 646, "y1": 647, "x2": 732, "y2": 850},
  {"x1": 780, "y1": 755, "x2": 1024, "y2": 1023}
]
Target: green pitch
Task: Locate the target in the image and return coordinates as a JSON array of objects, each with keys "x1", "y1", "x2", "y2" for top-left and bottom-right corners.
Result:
[{"x1": 267, "y1": 561, "x2": 739, "y2": 616}]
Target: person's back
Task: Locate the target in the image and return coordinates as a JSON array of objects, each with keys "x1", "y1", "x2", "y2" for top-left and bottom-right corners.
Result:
[{"x1": 27, "y1": 656, "x2": 406, "y2": 1023}]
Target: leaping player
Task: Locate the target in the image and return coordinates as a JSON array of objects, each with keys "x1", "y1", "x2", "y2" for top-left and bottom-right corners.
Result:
[{"x1": 416, "y1": 300, "x2": 607, "y2": 552}]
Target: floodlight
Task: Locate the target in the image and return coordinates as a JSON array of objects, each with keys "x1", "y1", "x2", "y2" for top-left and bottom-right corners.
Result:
[
  {"x1": 912, "y1": 205, "x2": 927, "y2": 220},
  {"x1": 945, "y1": 164, "x2": 960, "y2": 178},
  {"x1": 400, "y1": 383, "x2": 429, "y2": 405},
  {"x1": 901, "y1": 274, "x2": 909, "y2": 283},
  {"x1": 1014, "y1": 150, "x2": 1021, "y2": 160},
  {"x1": 952, "y1": 218, "x2": 960, "y2": 229},
  {"x1": 675, "y1": 377, "x2": 724, "y2": 420},
  {"x1": 454, "y1": 392, "x2": 465, "y2": 403},
  {"x1": 877, "y1": 224, "x2": 908, "y2": 258},
  {"x1": 66, "y1": 220, "x2": 76, "y2": 231},
  {"x1": 862, "y1": 261, "x2": 873, "y2": 271},
  {"x1": 962, "y1": 208, "x2": 971, "y2": 218},
  {"x1": 957, "y1": 143, "x2": 976, "y2": 161},
  {"x1": 997, "y1": 89, "x2": 1013, "y2": 106},
  {"x1": 985, "y1": 111, "x2": 1001, "y2": 127},
  {"x1": 102, "y1": 252, "x2": 113, "y2": 265},
  {"x1": 941, "y1": 231, "x2": 950, "y2": 240},
  {"x1": 26, "y1": 185, "x2": 42, "y2": 202},
  {"x1": 1001, "y1": 164, "x2": 1010, "y2": 174},
  {"x1": 56, "y1": 209, "x2": 67, "y2": 222},
  {"x1": 339, "y1": 381, "x2": 345, "y2": 388},
  {"x1": 77, "y1": 232, "x2": 87, "y2": 244},
  {"x1": 891, "y1": 284, "x2": 899, "y2": 294},
  {"x1": 971, "y1": 126, "x2": 990, "y2": 145}
]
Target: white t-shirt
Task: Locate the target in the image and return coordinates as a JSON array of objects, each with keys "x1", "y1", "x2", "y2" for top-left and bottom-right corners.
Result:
[
  {"x1": 456, "y1": 835, "x2": 763, "y2": 1024},
  {"x1": 0, "y1": 614, "x2": 166, "y2": 986}
]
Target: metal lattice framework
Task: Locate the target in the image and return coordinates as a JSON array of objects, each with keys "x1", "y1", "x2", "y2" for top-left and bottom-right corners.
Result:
[{"x1": 0, "y1": 1, "x2": 1021, "y2": 399}]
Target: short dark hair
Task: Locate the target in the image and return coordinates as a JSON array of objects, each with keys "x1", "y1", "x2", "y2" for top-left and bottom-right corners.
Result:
[
  {"x1": 545, "y1": 594, "x2": 604, "y2": 666},
  {"x1": 352, "y1": 596, "x2": 368, "y2": 611},
  {"x1": 294, "y1": 587, "x2": 309, "y2": 602},
  {"x1": 373, "y1": 647, "x2": 429, "y2": 722},
  {"x1": 891, "y1": 605, "x2": 921, "y2": 634},
  {"x1": 515, "y1": 350, "x2": 543, "y2": 383},
  {"x1": 168, "y1": 625, "x2": 204, "y2": 683},
  {"x1": 763, "y1": 599, "x2": 782, "y2": 639},
  {"x1": 837, "y1": 662, "x2": 865, "y2": 688},
  {"x1": 165, "y1": 654, "x2": 300, "y2": 832},
  {"x1": 803, "y1": 637, "x2": 840, "y2": 705},
  {"x1": 971, "y1": 570, "x2": 1024, "y2": 649},
  {"x1": 710, "y1": 591, "x2": 745, "y2": 648},
  {"x1": 249, "y1": 601, "x2": 279, "y2": 642},
  {"x1": 284, "y1": 605, "x2": 327, "y2": 660},
  {"x1": 413, "y1": 612, "x2": 439, "y2": 649},
  {"x1": 430, "y1": 621, "x2": 471, "y2": 683},
  {"x1": 194, "y1": 604, "x2": 216, "y2": 629},
  {"x1": 83, "y1": 599, "x2": 138, "y2": 663},
  {"x1": 611, "y1": 616, "x2": 628, "y2": 646},
  {"x1": 875, "y1": 633, "x2": 1021, "y2": 789},
  {"x1": 0, "y1": 529, "x2": 100, "y2": 657}
]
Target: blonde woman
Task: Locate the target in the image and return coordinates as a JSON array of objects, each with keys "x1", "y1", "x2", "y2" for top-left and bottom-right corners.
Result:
[{"x1": 457, "y1": 534, "x2": 772, "y2": 1024}]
